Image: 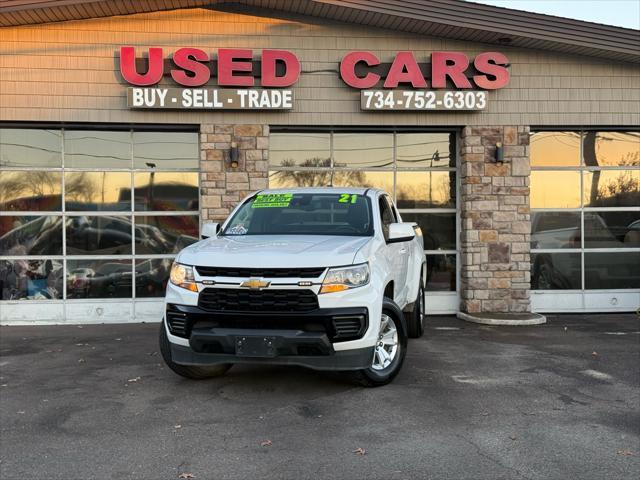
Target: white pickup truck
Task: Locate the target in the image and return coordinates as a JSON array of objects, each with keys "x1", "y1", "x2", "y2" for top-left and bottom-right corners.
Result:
[{"x1": 160, "y1": 188, "x2": 426, "y2": 386}]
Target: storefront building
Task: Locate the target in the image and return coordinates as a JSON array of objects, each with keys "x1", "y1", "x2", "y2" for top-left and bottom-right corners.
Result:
[{"x1": 0, "y1": 0, "x2": 638, "y2": 324}]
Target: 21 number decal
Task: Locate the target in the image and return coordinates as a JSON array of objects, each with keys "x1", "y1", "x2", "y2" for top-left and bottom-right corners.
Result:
[{"x1": 338, "y1": 194, "x2": 358, "y2": 203}]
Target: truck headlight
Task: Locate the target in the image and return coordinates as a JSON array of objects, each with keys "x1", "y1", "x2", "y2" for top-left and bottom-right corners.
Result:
[
  {"x1": 320, "y1": 263, "x2": 370, "y2": 294},
  {"x1": 169, "y1": 262, "x2": 198, "y2": 292}
]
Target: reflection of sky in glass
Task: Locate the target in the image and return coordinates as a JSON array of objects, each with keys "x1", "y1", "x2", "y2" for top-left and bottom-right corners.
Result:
[
  {"x1": 133, "y1": 132, "x2": 199, "y2": 169},
  {"x1": 593, "y1": 132, "x2": 640, "y2": 167},
  {"x1": 333, "y1": 134, "x2": 393, "y2": 168},
  {"x1": 530, "y1": 132, "x2": 580, "y2": 167},
  {"x1": 64, "y1": 131, "x2": 131, "y2": 168},
  {"x1": 531, "y1": 171, "x2": 581, "y2": 208},
  {"x1": 0, "y1": 129, "x2": 62, "y2": 168},
  {"x1": 396, "y1": 133, "x2": 453, "y2": 168},
  {"x1": 269, "y1": 133, "x2": 330, "y2": 167}
]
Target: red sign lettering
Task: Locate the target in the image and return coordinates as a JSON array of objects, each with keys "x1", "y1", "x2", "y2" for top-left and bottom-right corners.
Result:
[
  {"x1": 384, "y1": 51, "x2": 427, "y2": 88},
  {"x1": 340, "y1": 51, "x2": 381, "y2": 89},
  {"x1": 120, "y1": 46, "x2": 164, "y2": 86},
  {"x1": 171, "y1": 48, "x2": 210, "y2": 87}
]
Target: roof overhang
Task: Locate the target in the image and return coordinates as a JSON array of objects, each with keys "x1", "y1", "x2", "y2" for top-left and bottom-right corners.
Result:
[{"x1": 1, "y1": 0, "x2": 639, "y2": 64}]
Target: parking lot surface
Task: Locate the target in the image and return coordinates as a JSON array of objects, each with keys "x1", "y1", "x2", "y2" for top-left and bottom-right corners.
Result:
[{"x1": 1, "y1": 314, "x2": 639, "y2": 480}]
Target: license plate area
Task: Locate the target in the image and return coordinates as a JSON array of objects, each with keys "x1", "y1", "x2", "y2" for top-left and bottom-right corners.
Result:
[{"x1": 235, "y1": 336, "x2": 277, "y2": 357}]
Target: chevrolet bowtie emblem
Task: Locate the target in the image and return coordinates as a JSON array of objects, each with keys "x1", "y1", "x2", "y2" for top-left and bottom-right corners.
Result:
[{"x1": 240, "y1": 278, "x2": 271, "y2": 290}]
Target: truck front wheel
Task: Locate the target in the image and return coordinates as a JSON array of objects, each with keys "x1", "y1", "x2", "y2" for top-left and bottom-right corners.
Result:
[
  {"x1": 159, "y1": 322, "x2": 232, "y2": 380},
  {"x1": 350, "y1": 299, "x2": 407, "y2": 387}
]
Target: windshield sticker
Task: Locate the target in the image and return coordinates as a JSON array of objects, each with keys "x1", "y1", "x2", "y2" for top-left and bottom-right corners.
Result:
[
  {"x1": 252, "y1": 193, "x2": 293, "y2": 208},
  {"x1": 338, "y1": 194, "x2": 358, "y2": 204},
  {"x1": 227, "y1": 224, "x2": 248, "y2": 235}
]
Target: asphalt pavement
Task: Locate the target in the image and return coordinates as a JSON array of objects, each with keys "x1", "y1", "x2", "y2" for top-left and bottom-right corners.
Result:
[{"x1": 0, "y1": 314, "x2": 639, "y2": 480}]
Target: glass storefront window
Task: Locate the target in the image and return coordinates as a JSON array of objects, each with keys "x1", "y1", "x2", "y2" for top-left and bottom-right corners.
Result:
[
  {"x1": 584, "y1": 252, "x2": 640, "y2": 289},
  {"x1": 134, "y1": 215, "x2": 199, "y2": 254},
  {"x1": 0, "y1": 127, "x2": 199, "y2": 302},
  {"x1": 0, "y1": 129, "x2": 62, "y2": 168},
  {"x1": 588, "y1": 131, "x2": 640, "y2": 167},
  {"x1": 530, "y1": 131, "x2": 581, "y2": 167},
  {"x1": 0, "y1": 171, "x2": 62, "y2": 211},
  {"x1": 531, "y1": 211, "x2": 581, "y2": 249},
  {"x1": 425, "y1": 254, "x2": 456, "y2": 291},
  {"x1": 0, "y1": 259, "x2": 63, "y2": 300},
  {"x1": 64, "y1": 130, "x2": 131, "y2": 169},
  {"x1": 530, "y1": 171, "x2": 581, "y2": 208},
  {"x1": 133, "y1": 172, "x2": 199, "y2": 211},
  {"x1": 66, "y1": 259, "x2": 132, "y2": 299},
  {"x1": 400, "y1": 212, "x2": 456, "y2": 250},
  {"x1": 583, "y1": 170, "x2": 639, "y2": 208},
  {"x1": 583, "y1": 211, "x2": 640, "y2": 248},
  {"x1": 0, "y1": 216, "x2": 63, "y2": 255},
  {"x1": 396, "y1": 133, "x2": 454, "y2": 169},
  {"x1": 135, "y1": 258, "x2": 172, "y2": 297},
  {"x1": 65, "y1": 172, "x2": 131, "y2": 211},
  {"x1": 66, "y1": 215, "x2": 133, "y2": 255},
  {"x1": 269, "y1": 133, "x2": 331, "y2": 168},
  {"x1": 333, "y1": 133, "x2": 393, "y2": 168},
  {"x1": 133, "y1": 132, "x2": 199, "y2": 169},
  {"x1": 331, "y1": 171, "x2": 394, "y2": 190},
  {"x1": 531, "y1": 253, "x2": 581, "y2": 290},
  {"x1": 396, "y1": 171, "x2": 456, "y2": 208},
  {"x1": 531, "y1": 130, "x2": 640, "y2": 294}
]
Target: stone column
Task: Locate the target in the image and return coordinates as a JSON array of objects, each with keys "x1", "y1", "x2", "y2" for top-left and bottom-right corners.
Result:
[
  {"x1": 199, "y1": 124, "x2": 269, "y2": 222},
  {"x1": 459, "y1": 126, "x2": 531, "y2": 314}
]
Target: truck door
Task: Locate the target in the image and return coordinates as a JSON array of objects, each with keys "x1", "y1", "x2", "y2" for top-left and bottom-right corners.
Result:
[{"x1": 379, "y1": 195, "x2": 409, "y2": 304}]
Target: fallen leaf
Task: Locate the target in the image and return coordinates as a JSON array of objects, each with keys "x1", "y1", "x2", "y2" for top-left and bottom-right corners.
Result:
[
  {"x1": 509, "y1": 435, "x2": 517, "y2": 440},
  {"x1": 261, "y1": 440, "x2": 272, "y2": 447},
  {"x1": 353, "y1": 447, "x2": 366, "y2": 455},
  {"x1": 78, "y1": 359, "x2": 85, "y2": 363},
  {"x1": 174, "y1": 425, "x2": 182, "y2": 429},
  {"x1": 178, "y1": 474, "x2": 195, "y2": 479},
  {"x1": 128, "y1": 377, "x2": 141, "y2": 383},
  {"x1": 592, "y1": 351, "x2": 599, "y2": 356},
  {"x1": 617, "y1": 449, "x2": 634, "y2": 456}
]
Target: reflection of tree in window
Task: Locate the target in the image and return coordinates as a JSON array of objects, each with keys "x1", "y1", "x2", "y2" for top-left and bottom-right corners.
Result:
[
  {"x1": 0, "y1": 171, "x2": 57, "y2": 201},
  {"x1": 64, "y1": 172, "x2": 97, "y2": 205},
  {"x1": 271, "y1": 158, "x2": 366, "y2": 187}
]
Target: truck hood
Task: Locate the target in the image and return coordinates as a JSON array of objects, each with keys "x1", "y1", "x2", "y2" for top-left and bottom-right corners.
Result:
[{"x1": 177, "y1": 235, "x2": 372, "y2": 268}]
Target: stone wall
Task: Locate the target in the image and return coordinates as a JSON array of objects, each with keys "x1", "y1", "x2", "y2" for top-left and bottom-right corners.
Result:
[
  {"x1": 459, "y1": 126, "x2": 531, "y2": 314},
  {"x1": 199, "y1": 124, "x2": 269, "y2": 222}
]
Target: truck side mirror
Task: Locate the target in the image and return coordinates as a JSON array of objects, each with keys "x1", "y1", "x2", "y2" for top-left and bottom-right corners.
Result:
[
  {"x1": 387, "y1": 222, "x2": 415, "y2": 243},
  {"x1": 201, "y1": 222, "x2": 220, "y2": 239}
]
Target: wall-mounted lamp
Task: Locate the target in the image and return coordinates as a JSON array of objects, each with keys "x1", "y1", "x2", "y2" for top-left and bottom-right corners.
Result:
[
  {"x1": 494, "y1": 142, "x2": 504, "y2": 163},
  {"x1": 228, "y1": 142, "x2": 239, "y2": 169}
]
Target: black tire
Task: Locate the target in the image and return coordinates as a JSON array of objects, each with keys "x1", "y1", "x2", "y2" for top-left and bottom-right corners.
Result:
[
  {"x1": 159, "y1": 322, "x2": 232, "y2": 380},
  {"x1": 406, "y1": 277, "x2": 425, "y2": 339},
  {"x1": 349, "y1": 298, "x2": 408, "y2": 387}
]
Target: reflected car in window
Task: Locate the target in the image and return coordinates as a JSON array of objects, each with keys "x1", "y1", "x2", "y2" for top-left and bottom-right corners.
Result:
[{"x1": 85, "y1": 262, "x2": 132, "y2": 298}]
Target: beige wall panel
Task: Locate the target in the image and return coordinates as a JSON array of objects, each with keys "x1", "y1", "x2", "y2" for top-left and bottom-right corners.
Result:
[{"x1": 1, "y1": 7, "x2": 639, "y2": 126}]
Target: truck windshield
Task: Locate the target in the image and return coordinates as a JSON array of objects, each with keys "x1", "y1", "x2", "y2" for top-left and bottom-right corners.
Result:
[{"x1": 222, "y1": 192, "x2": 373, "y2": 236}]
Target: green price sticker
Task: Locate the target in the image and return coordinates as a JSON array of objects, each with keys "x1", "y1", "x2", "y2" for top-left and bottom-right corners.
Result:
[
  {"x1": 338, "y1": 194, "x2": 358, "y2": 204},
  {"x1": 252, "y1": 193, "x2": 293, "y2": 208}
]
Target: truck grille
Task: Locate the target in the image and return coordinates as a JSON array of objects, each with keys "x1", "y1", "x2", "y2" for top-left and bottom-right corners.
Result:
[
  {"x1": 198, "y1": 288, "x2": 319, "y2": 312},
  {"x1": 195, "y1": 266, "x2": 325, "y2": 278}
]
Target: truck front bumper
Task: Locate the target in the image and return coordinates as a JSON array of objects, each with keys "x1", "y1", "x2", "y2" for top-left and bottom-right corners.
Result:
[{"x1": 164, "y1": 304, "x2": 375, "y2": 371}]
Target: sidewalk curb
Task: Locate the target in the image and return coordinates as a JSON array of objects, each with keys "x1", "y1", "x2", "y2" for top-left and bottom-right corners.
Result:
[{"x1": 457, "y1": 311, "x2": 547, "y2": 326}]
